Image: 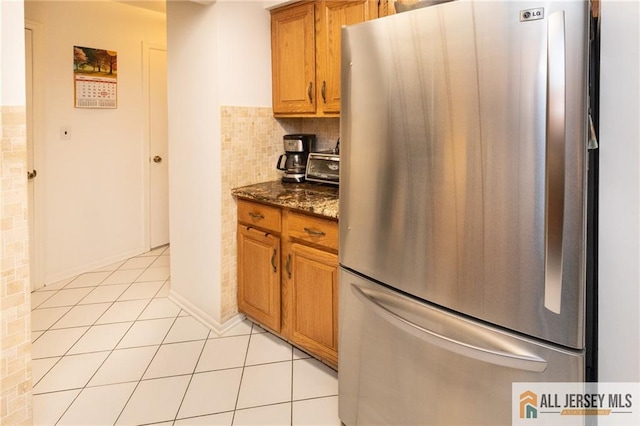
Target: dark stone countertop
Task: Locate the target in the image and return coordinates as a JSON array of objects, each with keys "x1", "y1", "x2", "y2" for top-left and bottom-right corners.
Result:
[{"x1": 231, "y1": 180, "x2": 339, "y2": 220}]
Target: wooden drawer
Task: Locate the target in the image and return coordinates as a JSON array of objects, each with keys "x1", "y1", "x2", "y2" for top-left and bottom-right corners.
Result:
[
  {"x1": 237, "y1": 199, "x2": 281, "y2": 233},
  {"x1": 287, "y1": 211, "x2": 338, "y2": 251}
]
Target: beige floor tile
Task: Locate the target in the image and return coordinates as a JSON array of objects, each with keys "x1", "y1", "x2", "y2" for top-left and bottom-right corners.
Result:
[
  {"x1": 57, "y1": 382, "x2": 137, "y2": 426},
  {"x1": 164, "y1": 316, "x2": 210, "y2": 343},
  {"x1": 65, "y1": 271, "x2": 111, "y2": 288},
  {"x1": 89, "y1": 345, "x2": 158, "y2": 387},
  {"x1": 118, "y1": 281, "x2": 164, "y2": 301},
  {"x1": 39, "y1": 288, "x2": 93, "y2": 308},
  {"x1": 34, "y1": 351, "x2": 110, "y2": 394},
  {"x1": 177, "y1": 369, "x2": 243, "y2": 419},
  {"x1": 292, "y1": 358, "x2": 338, "y2": 401},
  {"x1": 196, "y1": 335, "x2": 249, "y2": 372},
  {"x1": 116, "y1": 375, "x2": 191, "y2": 425},
  {"x1": 116, "y1": 317, "x2": 174, "y2": 349},
  {"x1": 143, "y1": 340, "x2": 205, "y2": 379},
  {"x1": 236, "y1": 362, "x2": 292, "y2": 409},
  {"x1": 233, "y1": 403, "x2": 291, "y2": 426},
  {"x1": 95, "y1": 299, "x2": 149, "y2": 324},
  {"x1": 136, "y1": 266, "x2": 170, "y2": 282},
  {"x1": 31, "y1": 327, "x2": 89, "y2": 359},
  {"x1": 33, "y1": 390, "x2": 81, "y2": 426},
  {"x1": 51, "y1": 303, "x2": 111, "y2": 329},
  {"x1": 174, "y1": 411, "x2": 233, "y2": 425},
  {"x1": 78, "y1": 284, "x2": 128, "y2": 304},
  {"x1": 138, "y1": 297, "x2": 181, "y2": 320},
  {"x1": 292, "y1": 396, "x2": 340, "y2": 426},
  {"x1": 245, "y1": 331, "x2": 292, "y2": 366},
  {"x1": 31, "y1": 306, "x2": 71, "y2": 331},
  {"x1": 101, "y1": 268, "x2": 144, "y2": 285},
  {"x1": 67, "y1": 322, "x2": 132, "y2": 355}
]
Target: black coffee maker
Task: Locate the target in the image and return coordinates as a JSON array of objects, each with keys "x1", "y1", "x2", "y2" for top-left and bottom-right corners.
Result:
[{"x1": 277, "y1": 134, "x2": 316, "y2": 182}]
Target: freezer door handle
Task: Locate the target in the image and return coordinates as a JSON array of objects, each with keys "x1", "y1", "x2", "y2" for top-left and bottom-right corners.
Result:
[
  {"x1": 544, "y1": 10, "x2": 566, "y2": 315},
  {"x1": 351, "y1": 283, "x2": 549, "y2": 373}
]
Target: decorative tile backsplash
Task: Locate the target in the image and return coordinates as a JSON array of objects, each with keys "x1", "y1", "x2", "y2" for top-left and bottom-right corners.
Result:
[
  {"x1": 0, "y1": 105, "x2": 32, "y2": 425},
  {"x1": 220, "y1": 106, "x2": 339, "y2": 322}
]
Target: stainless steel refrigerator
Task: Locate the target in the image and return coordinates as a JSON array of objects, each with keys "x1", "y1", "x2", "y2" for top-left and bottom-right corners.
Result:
[{"x1": 338, "y1": 1, "x2": 599, "y2": 424}]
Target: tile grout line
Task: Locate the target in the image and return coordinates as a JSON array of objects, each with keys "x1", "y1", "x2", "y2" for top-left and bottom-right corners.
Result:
[
  {"x1": 31, "y1": 254, "x2": 165, "y2": 380},
  {"x1": 42, "y1": 290, "x2": 138, "y2": 422},
  {"x1": 230, "y1": 324, "x2": 256, "y2": 425},
  {"x1": 33, "y1": 261, "x2": 140, "y2": 338},
  {"x1": 170, "y1": 326, "x2": 212, "y2": 424},
  {"x1": 291, "y1": 344, "x2": 295, "y2": 426},
  {"x1": 30, "y1": 251, "x2": 167, "y2": 425},
  {"x1": 49, "y1": 252, "x2": 167, "y2": 425},
  {"x1": 112, "y1": 280, "x2": 179, "y2": 426},
  {"x1": 33, "y1": 246, "x2": 339, "y2": 425}
]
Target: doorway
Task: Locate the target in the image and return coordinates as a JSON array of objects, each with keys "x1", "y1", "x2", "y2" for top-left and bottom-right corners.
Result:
[{"x1": 143, "y1": 43, "x2": 169, "y2": 249}]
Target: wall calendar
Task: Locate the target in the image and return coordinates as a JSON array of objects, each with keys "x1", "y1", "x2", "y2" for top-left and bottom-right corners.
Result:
[{"x1": 73, "y1": 46, "x2": 117, "y2": 109}]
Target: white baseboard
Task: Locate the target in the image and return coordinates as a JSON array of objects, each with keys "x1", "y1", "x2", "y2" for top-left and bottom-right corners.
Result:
[{"x1": 168, "y1": 289, "x2": 246, "y2": 336}]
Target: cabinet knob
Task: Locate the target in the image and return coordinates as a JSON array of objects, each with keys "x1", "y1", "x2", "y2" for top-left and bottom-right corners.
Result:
[{"x1": 307, "y1": 82, "x2": 313, "y2": 103}]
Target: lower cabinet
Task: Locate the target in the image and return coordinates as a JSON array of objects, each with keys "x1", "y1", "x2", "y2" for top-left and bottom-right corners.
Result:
[
  {"x1": 237, "y1": 225, "x2": 281, "y2": 332},
  {"x1": 236, "y1": 199, "x2": 339, "y2": 368},
  {"x1": 286, "y1": 243, "x2": 339, "y2": 366}
]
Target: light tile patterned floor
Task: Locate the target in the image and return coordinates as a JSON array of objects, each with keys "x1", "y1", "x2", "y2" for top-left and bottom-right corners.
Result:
[{"x1": 31, "y1": 246, "x2": 340, "y2": 425}]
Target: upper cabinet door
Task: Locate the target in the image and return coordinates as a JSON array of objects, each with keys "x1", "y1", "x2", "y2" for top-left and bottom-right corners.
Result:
[
  {"x1": 271, "y1": 2, "x2": 316, "y2": 115},
  {"x1": 316, "y1": 1, "x2": 378, "y2": 114}
]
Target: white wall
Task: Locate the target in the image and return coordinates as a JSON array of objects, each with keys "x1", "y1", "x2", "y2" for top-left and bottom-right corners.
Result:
[
  {"x1": 1, "y1": 0, "x2": 26, "y2": 105},
  {"x1": 166, "y1": 0, "x2": 272, "y2": 329},
  {"x1": 216, "y1": 1, "x2": 272, "y2": 106},
  {"x1": 598, "y1": 0, "x2": 640, "y2": 381},
  {"x1": 167, "y1": 0, "x2": 224, "y2": 326},
  {"x1": 24, "y1": 1, "x2": 166, "y2": 284}
]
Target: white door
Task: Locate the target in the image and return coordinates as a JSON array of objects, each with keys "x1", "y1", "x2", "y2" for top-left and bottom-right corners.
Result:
[
  {"x1": 145, "y1": 45, "x2": 169, "y2": 249},
  {"x1": 25, "y1": 26, "x2": 41, "y2": 291}
]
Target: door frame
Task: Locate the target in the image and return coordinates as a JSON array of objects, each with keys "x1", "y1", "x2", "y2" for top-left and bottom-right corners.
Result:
[
  {"x1": 142, "y1": 42, "x2": 168, "y2": 251},
  {"x1": 25, "y1": 19, "x2": 45, "y2": 291}
]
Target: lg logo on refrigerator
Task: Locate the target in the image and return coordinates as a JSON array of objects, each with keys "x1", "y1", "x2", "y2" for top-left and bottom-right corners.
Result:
[{"x1": 520, "y1": 8, "x2": 545, "y2": 22}]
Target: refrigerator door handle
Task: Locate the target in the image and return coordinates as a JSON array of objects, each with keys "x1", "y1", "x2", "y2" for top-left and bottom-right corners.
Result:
[
  {"x1": 544, "y1": 10, "x2": 566, "y2": 315},
  {"x1": 351, "y1": 283, "x2": 549, "y2": 373}
]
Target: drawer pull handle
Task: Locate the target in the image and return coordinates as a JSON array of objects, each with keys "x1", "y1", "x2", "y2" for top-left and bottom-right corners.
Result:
[
  {"x1": 304, "y1": 227, "x2": 325, "y2": 237},
  {"x1": 248, "y1": 212, "x2": 264, "y2": 219},
  {"x1": 321, "y1": 80, "x2": 327, "y2": 103},
  {"x1": 271, "y1": 249, "x2": 277, "y2": 273},
  {"x1": 286, "y1": 254, "x2": 292, "y2": 279}
]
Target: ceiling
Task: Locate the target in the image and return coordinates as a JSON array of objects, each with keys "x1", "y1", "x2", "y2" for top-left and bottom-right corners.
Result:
[
  {"x1": 116, "y1": 1, "x2": 167, "y2": 14},
  {"x1": 116, "y1": 0, "x2": 217, "y2": 14}
]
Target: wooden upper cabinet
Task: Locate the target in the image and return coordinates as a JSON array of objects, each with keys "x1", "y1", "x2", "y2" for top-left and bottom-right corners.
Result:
[
  {"x1": 316, "y1": 1, "x2": 378, "y2": 114},
  {"x1": 378, "y1": 0, "x2": 397, "y2": 17},
  {"x1": 271, "y1": 1, "x2": 377, "y2": 117},
  {"x1": 271, "y1": 2, "x2": 316, "y2": 115}
]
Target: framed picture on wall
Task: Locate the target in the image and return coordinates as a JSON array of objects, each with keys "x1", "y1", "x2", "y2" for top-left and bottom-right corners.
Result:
[{"x1": 73, "y1": 46, "x2": 117, "y2": 109}]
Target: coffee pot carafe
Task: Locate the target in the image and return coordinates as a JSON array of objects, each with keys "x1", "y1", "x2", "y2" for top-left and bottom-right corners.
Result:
[{"x1": 277, "y1": 134, "x2": 316, "y2": 182}]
